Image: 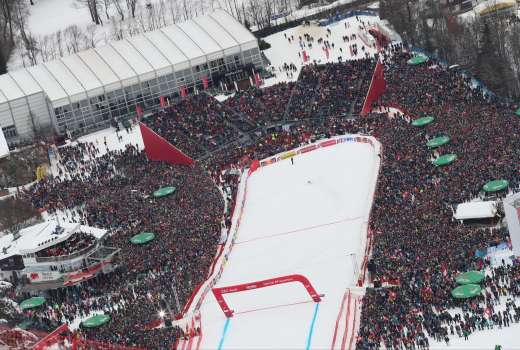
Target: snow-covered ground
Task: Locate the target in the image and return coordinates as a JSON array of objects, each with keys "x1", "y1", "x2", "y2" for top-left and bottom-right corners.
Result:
[
  {"x1": 9, "y1": 0, "x2": 374, "y2": 70},
  {"x1": 192, "y1": 137, "x2": 380, "y2": 349},
  {"x1": 263, "y1": 15, "x2": 380, "y2": 86}
]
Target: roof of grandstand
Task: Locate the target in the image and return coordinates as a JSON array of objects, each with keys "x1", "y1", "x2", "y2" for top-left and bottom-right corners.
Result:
[
  {"x1": 0, "y1": 220, "x2": 106, "y2": 259},
  {"x1": 0, "y1": 9, "x2": 257, "y2": 107}
]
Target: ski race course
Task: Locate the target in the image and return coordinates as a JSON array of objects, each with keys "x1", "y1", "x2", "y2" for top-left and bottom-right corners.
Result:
[{"x1": 180, "y1": 135, "x2": 381, "y2": 350}]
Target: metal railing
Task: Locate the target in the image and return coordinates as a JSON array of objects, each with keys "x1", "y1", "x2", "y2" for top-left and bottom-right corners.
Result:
[{"x1": 34, "y1": 244, "x2": 97, "y2": 263}]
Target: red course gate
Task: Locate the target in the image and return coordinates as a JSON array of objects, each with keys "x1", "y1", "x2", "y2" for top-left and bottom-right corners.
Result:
[{"x1": 212, "y1": 274, "x2": 322, "y2": 317}]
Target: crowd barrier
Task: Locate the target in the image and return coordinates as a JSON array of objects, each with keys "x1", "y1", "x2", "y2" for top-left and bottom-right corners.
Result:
[
  {"x1": 179, "y1": 170, "x2": 251, "y2": 321},
  {"x1": 258, "y1": 134, "x2": 377, "y2": 169},
  {"x1": 319, "y1": 9, "x2": 378, "y2": 27}
]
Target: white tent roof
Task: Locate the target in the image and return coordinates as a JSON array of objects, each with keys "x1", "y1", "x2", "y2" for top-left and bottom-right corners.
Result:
[
  {"x1": 209, "y1": 10, "x2": 258, "y2": 50},
  {"x1": 143, "y1": 30, "x2": 190, "y2": 70},
  {"x1": 0, "y1": 126, "x2": 9, "y2": 158},
  {"x1": 0, "y1": 10, "x2": 256, "y2": 105},
  {"x1": 95, "y1": 44, "x2": 139, "y2": 85},
  {"x1": 193, "y1": 16, "x2": 236, "y2": 48},
  {"x1": 76, "y1": 49, "x2": 121, "y2": 89},
  {"x1": 127, "y1": 35, "x2": 173, "y2": 76},
  {"x1": 160, "y1": 25, "x2": 206, "y2": 65},
  {"x1": 454, "y1": 201, "x2": 497, "y2": 220},
  {"x1": 61, "y1": 55, "x2": 104, "y2": 97},
  {"x1": 0, "y1": 220, "x2": 107, "y2": 259},
  {"x1": 0, "y1": 74, "x2": 25, "y2": 102},
  {"x1": 8, "y1": 69, "x2": 45, "y2": 96},
  {"x1": 26, "y1": 65, "x2": 68, "y2": 105}
]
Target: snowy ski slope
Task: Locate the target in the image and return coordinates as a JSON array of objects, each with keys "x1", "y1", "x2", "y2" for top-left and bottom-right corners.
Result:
[{"x1": 191, "y1": 136, "x2": 380, "y2": 350}]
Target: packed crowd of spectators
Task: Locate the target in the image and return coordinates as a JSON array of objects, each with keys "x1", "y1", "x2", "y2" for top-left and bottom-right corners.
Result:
[
  {"x1": 222, "y1": 83, "x2": 295, "y2": 126},
  {"x1": 21, "y1": 144, "x2": 224, "y2": 348},
  {"x1": 35, "y1": 232, "x2": 96, "y2": 258},
  {"x1": 12, "y1": 36, "x2": 520, "y2": 349}
]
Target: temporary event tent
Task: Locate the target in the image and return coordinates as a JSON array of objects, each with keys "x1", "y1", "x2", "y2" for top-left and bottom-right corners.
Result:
[
  {"x1": 0, "y1": 10, "x2": 262, "y2": 142},
  {"x1": 454, "y1": 201, "x2": 497, "y2": 221}
]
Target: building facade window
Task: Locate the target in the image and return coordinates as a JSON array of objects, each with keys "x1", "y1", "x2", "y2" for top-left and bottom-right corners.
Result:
[{"x1": 2, "y1": 125, "x2": 17, "y2": 138}]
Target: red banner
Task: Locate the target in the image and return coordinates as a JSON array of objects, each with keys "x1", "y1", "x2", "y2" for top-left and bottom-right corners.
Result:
[
  {"x1": 361, "y1": 61, "x2": 386, "y2": 116},
  {"x1": 212, "y1": 274, "x2": 321, "y2": 317},
  {"x1": 254, "y1": 73, "x2": 262, "y2": 87},
  {"x1": 33, "y1": 324, "x2": 70, "y2": 350},
  {"x1": 180, "y1": 86, "x2": 188, "y2": 98},
  {"x1": 139, "y1": 122, "x2": 194, "y2": 166},
  {"x1": 159, "y1": 96, "x2": 166, "y2": 108},
  {"x1": 202, "y1": 76, "x2": 209, "y2": 90},
  {"x1": 302, "y1": 50, "x2": 309, "y2": 62},
  {"x1": 300, "y1": 144, "x2": 317, "y2": 154},
  {"x1": 319, "y1": 139, "x2": 337, "y2": 148},
  {"x1": 136, "y1": 104, "x2": 143, "y2": 119},
  {"x1": 248, "y1": 160, "x2": 260, "y2": 175}
]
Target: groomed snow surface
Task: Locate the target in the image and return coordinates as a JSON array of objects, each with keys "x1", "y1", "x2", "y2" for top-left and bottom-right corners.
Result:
[{"x1": 195, "y1": 139, "x2": 379, "y2": 349}]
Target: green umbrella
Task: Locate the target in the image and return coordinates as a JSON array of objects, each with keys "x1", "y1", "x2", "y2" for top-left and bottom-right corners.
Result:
[
  {"x1": 483, "y1": 179, "x2": 509, "y2": 193},
  {"x1": 455, "y1": 271, "x2": 485, "y2": 285},
  {"x1": 426, "y1": 136, "x2": 450, "y2": 148},
  {"x1": 153, "y1": 186, "x2": 176, "y2": 198},
  {"x1": 407, "y1": 54, "x2": 429, "y2": 65},
  {"x1": 20, "y1": 297, "x2": 46, "y2": 310},
  {"x1": 515, "y1": 108, "x2": 520, "y2": 116},
  {"x1": 433, "y1": 154, "x2": 457, "y2": 166},
  {"x1": 411, "y1": 116, "x2": 435, "y2": 127},
  {"x1": 82, "y1": 314, "x2": 111, "y2": 328},
  {"x1": 130, "y1": 232, "x2": 156, "y2": 245},
  {"x1": 451, "y1": 284, "x2": 482, "y2": 299},
  {"x1": 16, "y1": 320, "x2": 34, "y2": 329}
]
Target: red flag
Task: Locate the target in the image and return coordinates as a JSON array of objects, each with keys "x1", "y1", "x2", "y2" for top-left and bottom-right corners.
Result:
[
  {"x1": 361, "y1": 61, "x2": 386, "y2": 116},
  {"x1": 302, "y1": 50, "x2": 308, "y2": 62},
  {"x1": 254, "y1": 73, "x2": 262, "y2": 87},
  {"x1": 139, "y1": 122, "x2": 194, "y2": 166},
  {"x1": 180, "y1": 86, "x2": 187, "y2": 98},
  {"x1": 136, "y1": 104, "x2": 143, "y2": 119},
  {"x1": 248, "y1": 160, "x2": 260, "y2": 175},
  {"x1": 159, "y1": 96, "x2": 166, "y2": 108},
  {"x1": 202, "y1": 76, "x2": 209, "y2": 90}
]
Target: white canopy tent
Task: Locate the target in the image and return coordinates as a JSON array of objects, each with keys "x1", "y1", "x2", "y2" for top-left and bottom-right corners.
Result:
[
  {"x1": 0, "y1": 9, "x2": 262, "y2": 141},
  {"x1": 454, "y1": 201, "x2": 497, "y2": 220}
]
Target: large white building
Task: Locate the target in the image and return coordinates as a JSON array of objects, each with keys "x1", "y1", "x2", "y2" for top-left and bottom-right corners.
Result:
[{"x1": 0, "y1": 10, "x2": 262, "y2": 144}]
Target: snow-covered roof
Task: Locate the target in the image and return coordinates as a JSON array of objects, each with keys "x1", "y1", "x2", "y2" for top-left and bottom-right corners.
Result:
[
  {"x1": 454, "y1": 201, "x2": 497, "y2": 220},
  {"x1": 0, "y1": 74, "x2": 25, "y2": 102},
  {"x1": 0, "y1": 220, "x2": 107, "y2": 259},
  {"x1": 209, "y1": 10, "x2": 258, "y2": 50},
  {"x1": 0, "y1": 10, "x2": 256, "y2": 105}
]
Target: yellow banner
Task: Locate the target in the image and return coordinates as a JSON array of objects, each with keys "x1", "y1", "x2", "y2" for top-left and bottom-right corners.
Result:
[
  {"x1": 36, "y1": 165, "x2": 47, "y2": 181},
  {"x1": 280, "y1": 151, "x2": 296, "y2": 160}
]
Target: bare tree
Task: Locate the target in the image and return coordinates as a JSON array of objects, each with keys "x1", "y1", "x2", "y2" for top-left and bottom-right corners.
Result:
[
  {"x1": 85, "y1": 23, "x2": 98, "y2": 48},
  {"x1": 77, "y1": 0, "x2": 103, "y2": 25},
  {"x1": 64, "y1": 24, "x2": 85, "y2": 54},
  {"x1": 126, "y1": 0, "x2": 137, "y2": 18},
  {"x1": 112, "y1": 0, "x2": 125, "y2": 21}
]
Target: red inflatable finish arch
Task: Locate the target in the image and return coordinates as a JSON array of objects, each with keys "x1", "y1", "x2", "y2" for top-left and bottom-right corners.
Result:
[{"x1": 212, "y1": 274, "x2": 322, "y2": 317}]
